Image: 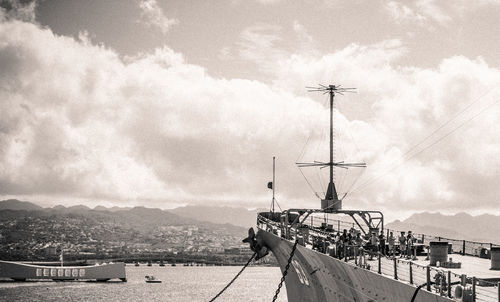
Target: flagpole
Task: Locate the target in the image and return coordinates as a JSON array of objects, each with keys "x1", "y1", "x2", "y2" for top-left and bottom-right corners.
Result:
[{"x1": 272, "y1": 156, "x2": 275, "y2": 213}]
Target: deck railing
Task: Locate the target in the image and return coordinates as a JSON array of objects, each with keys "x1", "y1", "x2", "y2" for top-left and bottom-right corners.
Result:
[
  {"x1": 257, "y1": 214, "x2": 500, "y2": 302},
  {"x1": 277, "y1": 214, "x2": 500, "y2": 255}
]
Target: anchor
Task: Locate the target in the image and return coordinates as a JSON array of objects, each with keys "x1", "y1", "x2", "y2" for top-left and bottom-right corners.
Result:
[{"x1": 242, "y1": 227, "x2": 269, "y2": 260}]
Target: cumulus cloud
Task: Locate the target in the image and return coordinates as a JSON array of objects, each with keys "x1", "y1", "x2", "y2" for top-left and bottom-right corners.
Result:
[
  {"x1": 0, "y1": 16, "x2": 325, "y2": 209},
  {"x1": 137, "y1": 0, "x2": 178, "y2": 35},
  {"x1": 0, "y1": 0, "x2": 37, "y2": 22},
  {"x1": 234, "y1": 22, "x2": 500, "y2": 218},
  {"x1": 1, "y1": 15, "x2": 500, "y2": 220}
]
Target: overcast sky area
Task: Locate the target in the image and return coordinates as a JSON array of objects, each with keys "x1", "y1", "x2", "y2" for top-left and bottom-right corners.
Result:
[{"x1": 1, "y1": 0, "x2": 500, "y2": 221}]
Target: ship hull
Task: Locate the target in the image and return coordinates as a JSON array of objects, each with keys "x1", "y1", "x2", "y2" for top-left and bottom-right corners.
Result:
[
  {"x1": 0, "y1": 260, "x2": 126, "y2": 282},
  {"x1": 258, "y1": 229, "x2": 453, "y2": 302}
]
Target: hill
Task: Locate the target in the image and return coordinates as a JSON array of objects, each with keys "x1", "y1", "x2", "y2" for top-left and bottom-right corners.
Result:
[
  {"x1": 386, "y1": 212, "x2": 500, "y2": 244},
  {"x1": 0, "y1": 199, "x2": 245, "y2": 236},
  {"x1": 0, "y1": 202, "x2": 248, "y2": 261},
  {"x1": 169, "y1": 205, "x2": 262, "y2": 228},
  {"x1": 0, "y1": 199, "x2": 42, "y2": 211}
]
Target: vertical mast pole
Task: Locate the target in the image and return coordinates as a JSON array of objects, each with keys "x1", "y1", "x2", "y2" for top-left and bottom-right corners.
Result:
[
  {"x1": 328, "y1": 86, "x2": 334, "y2": 199},
  {"x1": 272, "y1": 156, "x2": 275, "y2": 213}
]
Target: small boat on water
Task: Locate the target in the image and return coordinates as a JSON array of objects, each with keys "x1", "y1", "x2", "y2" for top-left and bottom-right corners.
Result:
[{"x1": 145, "y1": 275, "x2": 162, "y2": 283}]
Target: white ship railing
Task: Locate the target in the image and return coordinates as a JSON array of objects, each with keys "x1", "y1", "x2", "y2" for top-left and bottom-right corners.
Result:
[{"x1": 257, "y1": 213, "x2": 500, "y2": 302}]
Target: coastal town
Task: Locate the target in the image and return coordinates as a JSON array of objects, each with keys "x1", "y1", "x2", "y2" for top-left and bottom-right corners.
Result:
[{"x1": 0, "y1": 204, "x2": 261, "y2": 265}]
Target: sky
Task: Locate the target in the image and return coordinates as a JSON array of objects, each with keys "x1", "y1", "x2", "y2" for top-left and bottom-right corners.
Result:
[{"x1": 1, "y1": 0, "x2": 500, "y2": 221}]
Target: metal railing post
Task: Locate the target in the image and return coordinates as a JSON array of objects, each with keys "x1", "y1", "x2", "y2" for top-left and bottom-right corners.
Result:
[
  {"x1": 447, "y1": 271, "x2": 451, "y2": 298},
  {"x1": 393, "y1": 258, "x2": 398, "y2": 280},
  {"x1": 378, "y1": 253, "x2": 381, "y2": 274},
  {"x1": 409, "y1": 262, "x2": 413, "y2": 284},
  {"x1": 354, "y1": 246, "x2": 358, "y2": 265},
  {"x1": 497, "y1": 282, "x2": 499, "y2": 302},
  {"x1": 463, "y1": 240, "x2": 466, "y2": 255},
  {"x1": 426, "y1": 266, "x2": 431, "y2": 291},
  {"x1": 472, "y1": 277, "x2": 476, "y2": 302}
]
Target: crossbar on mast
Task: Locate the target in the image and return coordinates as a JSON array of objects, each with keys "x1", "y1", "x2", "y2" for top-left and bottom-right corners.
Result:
[{"x1": 299, "y1": 84, "x2": 365, "y2": 211}]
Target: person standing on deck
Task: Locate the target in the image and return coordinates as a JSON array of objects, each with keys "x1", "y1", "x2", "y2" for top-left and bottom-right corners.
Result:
[
  {"x1": 368, "y1": 232, "x2": 378, "y2": 260},
  {"x1": 388, "y1": 231, "x2": 395, "y2": 259},
  {"x1": 378, "y1": 233, "x2": 386, "y2": 256},
  {"x1": 407, "y1": 231, "x2": 416, "y2": 260},
  {"x1": 335, "y1": 232, "x2": 341, "y2": 258},
  {"x1": 340, "y1": 229, "x2": 350, "y2": 260},
  {"x1": 399, "y1": 231, "x2": 406, "y2": 258},
  {"x1": 354, "y1": 233, "x2": 365, "y2": 265}
]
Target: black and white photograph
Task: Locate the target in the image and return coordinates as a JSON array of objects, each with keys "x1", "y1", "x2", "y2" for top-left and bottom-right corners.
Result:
[{"x1": 0, "y1": 0, "x2": 499, "y2": 301}]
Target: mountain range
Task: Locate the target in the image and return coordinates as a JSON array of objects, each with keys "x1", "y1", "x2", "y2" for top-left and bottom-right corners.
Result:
[
  {"x1": 0, "y1": 199, "x2": 245, "y2": 236},
  {"x1": 0, "y1": 199, "x2": 498, "y2": 244},
  {"x1": 386, "y1": 212, "x2": 499, "y2": 244}
]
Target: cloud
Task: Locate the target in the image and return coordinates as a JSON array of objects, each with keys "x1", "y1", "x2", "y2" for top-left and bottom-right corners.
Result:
[
  {"x1": 383, "y1": 0, "x2": 500, "y2": 27},
  {"x1": 1, "y1": 16, "x2": 500, "y2": 221},
  {"x1": 237, "y1": 23, "x2": 285, "y2": 71},
  {"x1": 384, "y1": 0, "x2": 450, "y2": 26},
  {"x1": 137, "y1": 0, "x2": 178, "y2": 35},
  {"x1": 0, "y1": 17, "x2": 324, "y2": 209},
  {"x1": 233, "y1": 22, "x2": 500, "y2": 218},
  {"x1": 0, "y1": 0, "x2": 38, "y2": 22}
]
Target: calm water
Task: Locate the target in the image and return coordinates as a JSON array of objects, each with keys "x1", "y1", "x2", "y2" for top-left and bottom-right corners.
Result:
[{"x1": 0, "y1": 266, "x2": 287, "y2": 302}]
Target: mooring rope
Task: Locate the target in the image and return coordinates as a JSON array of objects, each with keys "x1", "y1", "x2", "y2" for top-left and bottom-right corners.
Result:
[
  {"x1": 208, "y1": 252, "x2": 257, "y2": 302},
  {"x1": 272, "y1": 240, "x2": 299, "y2": 302}
]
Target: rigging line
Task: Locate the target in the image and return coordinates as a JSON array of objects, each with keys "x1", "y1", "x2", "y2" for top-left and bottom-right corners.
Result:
[
  {"x1": 298, "y1": 167, "x2": 321, "y2": 199},
  {"x1": 275, "y1": 198, "x2": 282, "y2": 211},
  {"x1": 335, "y1": 99, "x2": 366, "y2": 195},
  {"x1": 317, "y1": 170, "x2": 326, "y2": 194},
  {"x1": 343, "y1": 169, "x2": 364, "y2": 200},
  {"x1": 313, "y1": 95, "x2": 331, "y2": 162},
  {"x1": 273, "y1": 197, "x2": 283, "y2": 212},
  {"x1": 336, "y1": 99, "x2": 362, "y2": 155},
  {"x1": 349, "y1": 86, "x2": 498, "y2": 194},
  {"x1": 350, "y1": 95, "x2": 500, "y2": 196},
  {"x1": 313, "y1": 99, "x2": 329, "y2": 162},
  {"x1": 397, "y1": 86, "x2": 497, "y2": 162},
  {"x1": 297, "y1": 134, "x2": 312, "y2": 163},
  {"x1": 297, "y1": 93, "x2": 330, "y2": 163}
]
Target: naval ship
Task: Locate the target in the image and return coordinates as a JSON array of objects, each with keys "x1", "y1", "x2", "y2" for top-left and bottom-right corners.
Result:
[{"x1": 245, "y1": 84, "x2": 500, "y2": 302}]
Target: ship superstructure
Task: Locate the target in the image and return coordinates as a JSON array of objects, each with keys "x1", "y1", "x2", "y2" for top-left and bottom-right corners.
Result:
[{"x1": 246, "y1": 84, "x2": 500, "y2": 302}]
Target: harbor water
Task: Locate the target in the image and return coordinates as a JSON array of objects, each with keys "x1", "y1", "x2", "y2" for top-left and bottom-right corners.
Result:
[{"x1": 0, "y1": 266, "x2": 287, "y2": 302}]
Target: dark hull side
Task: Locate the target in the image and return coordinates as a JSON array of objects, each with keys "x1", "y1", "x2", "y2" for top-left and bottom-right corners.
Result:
[{"x1": 258, "y1": 229, "x2": 453, "y2": 302}]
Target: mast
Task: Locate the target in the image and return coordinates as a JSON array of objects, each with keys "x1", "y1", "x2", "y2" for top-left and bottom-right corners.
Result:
[
  {"x1": 297, "y1": 84, "x2": 366, "y2": 211},
  {"x1": 272, "y1": 156, "x2": 275, "y2": 213},
  {"x1": 269, "y1": 156, "x2": 276, "y2": 213},
  {"x1": 326, "y1": 86, "x2": 338, "y2": 202}
]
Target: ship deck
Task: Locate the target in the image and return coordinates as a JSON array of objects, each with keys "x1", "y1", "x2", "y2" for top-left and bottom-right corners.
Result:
[
  {"x1": 404, "y1": 254, "x2": 500, "y2": 280},
  {"x1": 257, "y1": 212, "x2": 500, "y2": 301},
  {"x1": 364, "y1": 254, "x2": 500, "y2": 281}
]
